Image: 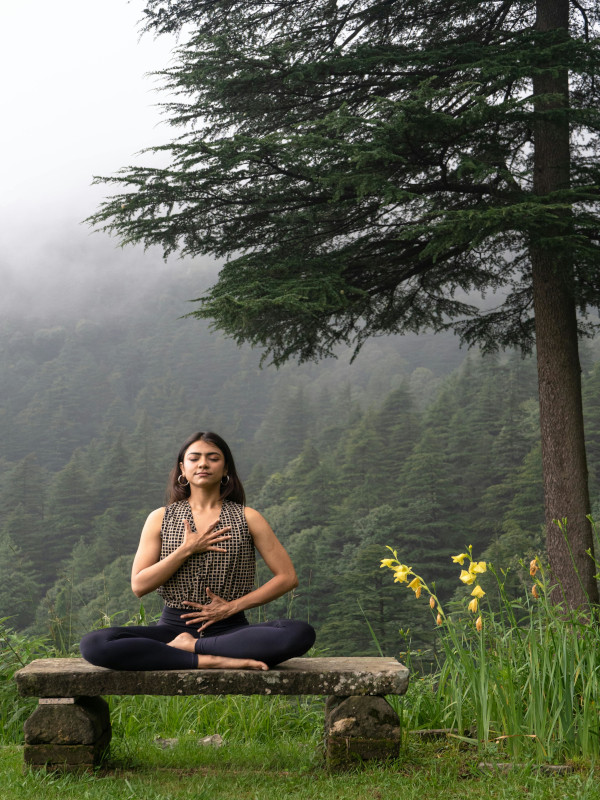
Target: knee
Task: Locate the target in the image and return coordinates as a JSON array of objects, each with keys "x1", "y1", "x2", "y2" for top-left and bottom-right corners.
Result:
[
  {"x1": 295, "y1": 621, "x2": 316, "y2": 651},
  {"x1": 79, "y1": 629, "x2": 112, "y2": 667},
  {"x1": 277, "y1": 619, "x2": 316, "y2": 652}
]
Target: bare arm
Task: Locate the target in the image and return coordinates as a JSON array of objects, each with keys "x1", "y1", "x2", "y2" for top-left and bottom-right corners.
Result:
[
  {"x1": 181, "y1": 507, "x2": 298, "y2": 630},
  {"x1": 130, "y1": 508, "x2": 232, "y2": 598},
  {"x1": 231, "y1": 506, "x2": 298, "y2": 612}
]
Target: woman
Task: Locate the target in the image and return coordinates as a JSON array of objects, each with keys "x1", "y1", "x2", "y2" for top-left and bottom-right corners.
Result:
[{"x1": 80, "y1": 432, "x2": 315, "y2": 670}]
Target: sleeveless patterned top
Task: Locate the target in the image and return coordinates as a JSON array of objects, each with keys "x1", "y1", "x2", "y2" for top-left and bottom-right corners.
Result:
[{"x1": 156, "y1": 500, "x2": 256, "y2": 608}]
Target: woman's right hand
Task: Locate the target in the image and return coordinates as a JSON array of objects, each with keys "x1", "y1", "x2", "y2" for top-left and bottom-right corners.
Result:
[{"x1": 182, "y1": 519, "x2": 232, "y2": 555}]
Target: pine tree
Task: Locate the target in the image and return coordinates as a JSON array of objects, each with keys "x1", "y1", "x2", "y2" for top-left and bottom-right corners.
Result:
[
  {"x1": 372, "y1": 383, "x2": 421, "y2": 488},
  {"x1": 0, "y1": 533, "x2": 39, "y2": 629},
  {"x1": 92, "y1": 0, "x2": 600, "y2": 607},
  {"x1": 44, "y1": 451, "x2": 94, "y2": 582}
]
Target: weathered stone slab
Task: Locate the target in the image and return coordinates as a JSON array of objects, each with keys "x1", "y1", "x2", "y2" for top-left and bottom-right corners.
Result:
[
  {"x1": 16, "y1": 657, "x2": 409, "y2": 698},
  {"x1": 24, "y1": 696, "x2": 110, "y2": 745}
]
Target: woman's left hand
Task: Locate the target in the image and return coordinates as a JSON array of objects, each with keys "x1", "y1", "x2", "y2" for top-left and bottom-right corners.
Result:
[{"x1": 180, "y1": 588, "x2": 233, "y2": 633}]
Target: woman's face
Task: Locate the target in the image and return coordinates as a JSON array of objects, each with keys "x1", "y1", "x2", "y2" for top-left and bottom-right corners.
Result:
[{"x1": 180, "y1": 440, "x2": 227, "y2": 489}]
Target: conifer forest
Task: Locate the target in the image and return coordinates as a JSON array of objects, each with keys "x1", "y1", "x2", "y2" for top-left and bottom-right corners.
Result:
[{"x1": 3, "y1": 249, "x2": 600, "y2": 659}]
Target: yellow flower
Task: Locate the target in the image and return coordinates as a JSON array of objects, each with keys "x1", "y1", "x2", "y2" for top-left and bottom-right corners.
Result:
[
  {"x1": 393, "y1": 565, "x2": 411, "y2": 583},
  {"x1": 460, "y1": 570, "x2": 477, "y2": 585},
  {"x1": 452, "y1": 553, "x2": 469, "y2": 565},
  {"x1": 408, "y1": 577, "x2": 422, "y2": 598},
  {"x1": 468, "y1": 598, "x2": 478, "y2": 613},
  {"x1": 532, "y1": 584, "x2": 540, "y2": 599},
  {"x1": 436, "y1": 613, "x2": 443, "y2": 626},
  {"x1": 429, "y1": 596, "x2": 436, "y2": 609},
  {"x1": 529, "y1": 558, "x2": 538, "y2": 577},
  {"x1": 380, "y1": 558, "x2": 395, "y2": 569},
  {"x1": 471, "y1": 585, "x2": 485, "y2": 599},
  {"x1": 469, "y1": 561, "x2": 487, "y2": 575},
  {"x1": 476, "y1": 616, "x2": 482, "y2": 632}
]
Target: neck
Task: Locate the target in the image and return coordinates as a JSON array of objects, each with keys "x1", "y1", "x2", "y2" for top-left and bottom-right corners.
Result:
[{"x1": 187, "y1": 486, "x2": 223, "y2": 510}]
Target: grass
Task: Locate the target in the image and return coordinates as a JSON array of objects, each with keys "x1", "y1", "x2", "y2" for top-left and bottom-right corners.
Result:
[
  {"x1": 4, "y1": 736, "x2": 600, "y2": 800},
  {"x1": 108, "y1": 693, "x2": 324, "y2": 752}
]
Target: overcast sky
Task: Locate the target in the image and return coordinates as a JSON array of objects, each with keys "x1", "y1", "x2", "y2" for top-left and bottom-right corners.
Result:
[{"x1": 0, "y1": 0, "x2": 180, "y2": 294}]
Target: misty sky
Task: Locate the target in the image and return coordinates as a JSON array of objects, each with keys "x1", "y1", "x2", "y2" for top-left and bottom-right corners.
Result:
[{"x1": 0, "y1": 1, "x2": 182, "y2": 301}]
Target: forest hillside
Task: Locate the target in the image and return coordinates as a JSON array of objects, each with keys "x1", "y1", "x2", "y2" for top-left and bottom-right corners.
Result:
[{"x1": 2, "y1": 248, "x2": 600, "y2": 658}]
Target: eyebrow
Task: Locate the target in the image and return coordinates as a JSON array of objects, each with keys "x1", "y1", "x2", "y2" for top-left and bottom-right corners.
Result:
[{"x1": 186, "y1": 451, "x2": 222, "y2": 456}]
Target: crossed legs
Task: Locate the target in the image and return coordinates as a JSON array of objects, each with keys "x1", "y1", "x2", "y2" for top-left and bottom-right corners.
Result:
[{"x1": 80, "y1": 619, "x2": 315, "y2": 671}]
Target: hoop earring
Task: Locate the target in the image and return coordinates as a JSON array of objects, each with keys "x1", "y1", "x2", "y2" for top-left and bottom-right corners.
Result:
[
  {"x1": 221, "y1": 475, "x2": 230, "y2": 486},
  {"x1": 177, "y1": 474, "x2": 189, "y2": 487}
]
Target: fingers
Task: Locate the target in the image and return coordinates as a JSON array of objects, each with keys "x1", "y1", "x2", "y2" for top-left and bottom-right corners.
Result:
[
  {"x1": 205, "y1": 521, "x2": 231, "y2": 535},
  {"x1": 183, "y1": 614, "x2": 207, "y2": 625},
  {"x1": 212, "y1": 525, "x2": 232, "y2": 537}
]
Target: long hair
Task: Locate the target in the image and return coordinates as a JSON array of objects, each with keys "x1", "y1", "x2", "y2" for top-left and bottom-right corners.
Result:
[{"x1": 166, "y1": 431, "x2": 245, "y2": 506}]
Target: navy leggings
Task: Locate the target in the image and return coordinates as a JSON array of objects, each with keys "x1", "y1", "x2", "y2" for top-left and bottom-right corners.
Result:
[{"x1": 79, "y1": 606, "x2": 316, "y2": 670}]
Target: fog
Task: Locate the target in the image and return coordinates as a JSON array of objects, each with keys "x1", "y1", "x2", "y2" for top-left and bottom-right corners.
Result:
[{"x1": 0, "y1": 0, "x2": 195, "y2": 320}]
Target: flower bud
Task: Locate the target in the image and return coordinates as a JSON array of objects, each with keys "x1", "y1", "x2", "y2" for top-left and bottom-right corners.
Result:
[
  {"x1": 532, "y1": 584, "x2": 539, "y2": 599},
  {"x1": 529, "y1": 558, "x2": 538, "y2": 577},
  {"x1": 436, "y1": 613, "x2": 443, "y2": 626},
  {"x1": 476, "y1": 616, "x2": 482, "y2": 632},
  {"x1": 429, "y1": 596, "x2": 436, "y2": 609}
]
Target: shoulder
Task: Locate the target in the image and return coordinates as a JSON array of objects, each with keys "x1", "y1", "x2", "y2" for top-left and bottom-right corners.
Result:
[
  {"x1": 244, "y1": 507, "x2": 271, "y2": 536},
  {"x1": 146, "y1": 507, "x2": 166, "y2": 525},
  {"x1": 244, "y1": 506, "x2": 263, "y2": 525},
  {"x1": 139, "y1": 507, "x2": 166, "y2": 541}
]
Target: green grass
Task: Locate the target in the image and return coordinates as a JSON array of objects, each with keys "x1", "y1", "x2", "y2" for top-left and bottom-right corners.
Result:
[
  {"x1": 4, "y1": 737, "x2": 600, "y2": 800},
  {"x1": 108, "y1": 693, "x2": 324, "y2": 758}
]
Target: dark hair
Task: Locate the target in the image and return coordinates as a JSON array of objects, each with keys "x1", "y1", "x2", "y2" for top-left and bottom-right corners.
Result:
[{"x1": 166, "y1": 431, "x2": 246, "y2": 506}]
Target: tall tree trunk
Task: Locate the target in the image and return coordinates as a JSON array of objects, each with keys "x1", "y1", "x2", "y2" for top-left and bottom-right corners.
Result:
[{"x1": 531, "y1": 0, "x2": 598, "y2": 606}]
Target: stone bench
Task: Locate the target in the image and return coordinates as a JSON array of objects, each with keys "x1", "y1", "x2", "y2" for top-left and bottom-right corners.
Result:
[{"x1": 15, "y1": 656, "x2": 409, "y2": 772}]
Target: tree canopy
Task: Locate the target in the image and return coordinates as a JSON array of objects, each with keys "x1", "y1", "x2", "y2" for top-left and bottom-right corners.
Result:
[{"x1": 91, "y1": 0, "x2": 600, "y2": 606}]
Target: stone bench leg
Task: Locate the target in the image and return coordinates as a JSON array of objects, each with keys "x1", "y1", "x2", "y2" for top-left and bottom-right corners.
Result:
[
  {"x1": 23, "y1": 697, "x2": 111, "y2": 772},
  {"x1": 325, "y1": 695, "x2": 401, "y2": 770}
]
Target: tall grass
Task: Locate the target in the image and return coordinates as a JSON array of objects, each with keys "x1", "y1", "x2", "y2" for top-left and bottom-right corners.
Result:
[
  {"x1": 436, "y1": 577, "x2": 600, "y2": 762},
  {"x1": 382, "y1": 546, "x2": 600, "y2": 764}
]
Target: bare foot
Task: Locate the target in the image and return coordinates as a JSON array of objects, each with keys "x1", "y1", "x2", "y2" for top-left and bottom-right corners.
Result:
[
  {"x1": 167, "y1": 632, "x2": 197, "y2": 653},
  {"x1": 167, "y1": 634, "x2": 268, "y2": 670},
  {"x1": 197, "y1": 655, "x2": 269, "y2": 671}
]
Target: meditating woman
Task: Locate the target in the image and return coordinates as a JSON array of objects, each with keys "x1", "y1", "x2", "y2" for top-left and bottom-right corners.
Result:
[{"x1": 80, "y1": 431, "x2": 315, "y2": 670}]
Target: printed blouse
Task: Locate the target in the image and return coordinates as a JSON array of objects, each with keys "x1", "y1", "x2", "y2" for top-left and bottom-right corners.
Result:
[{"x1": 156, "y1": 500, "x2": 255, "y2": 608}]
